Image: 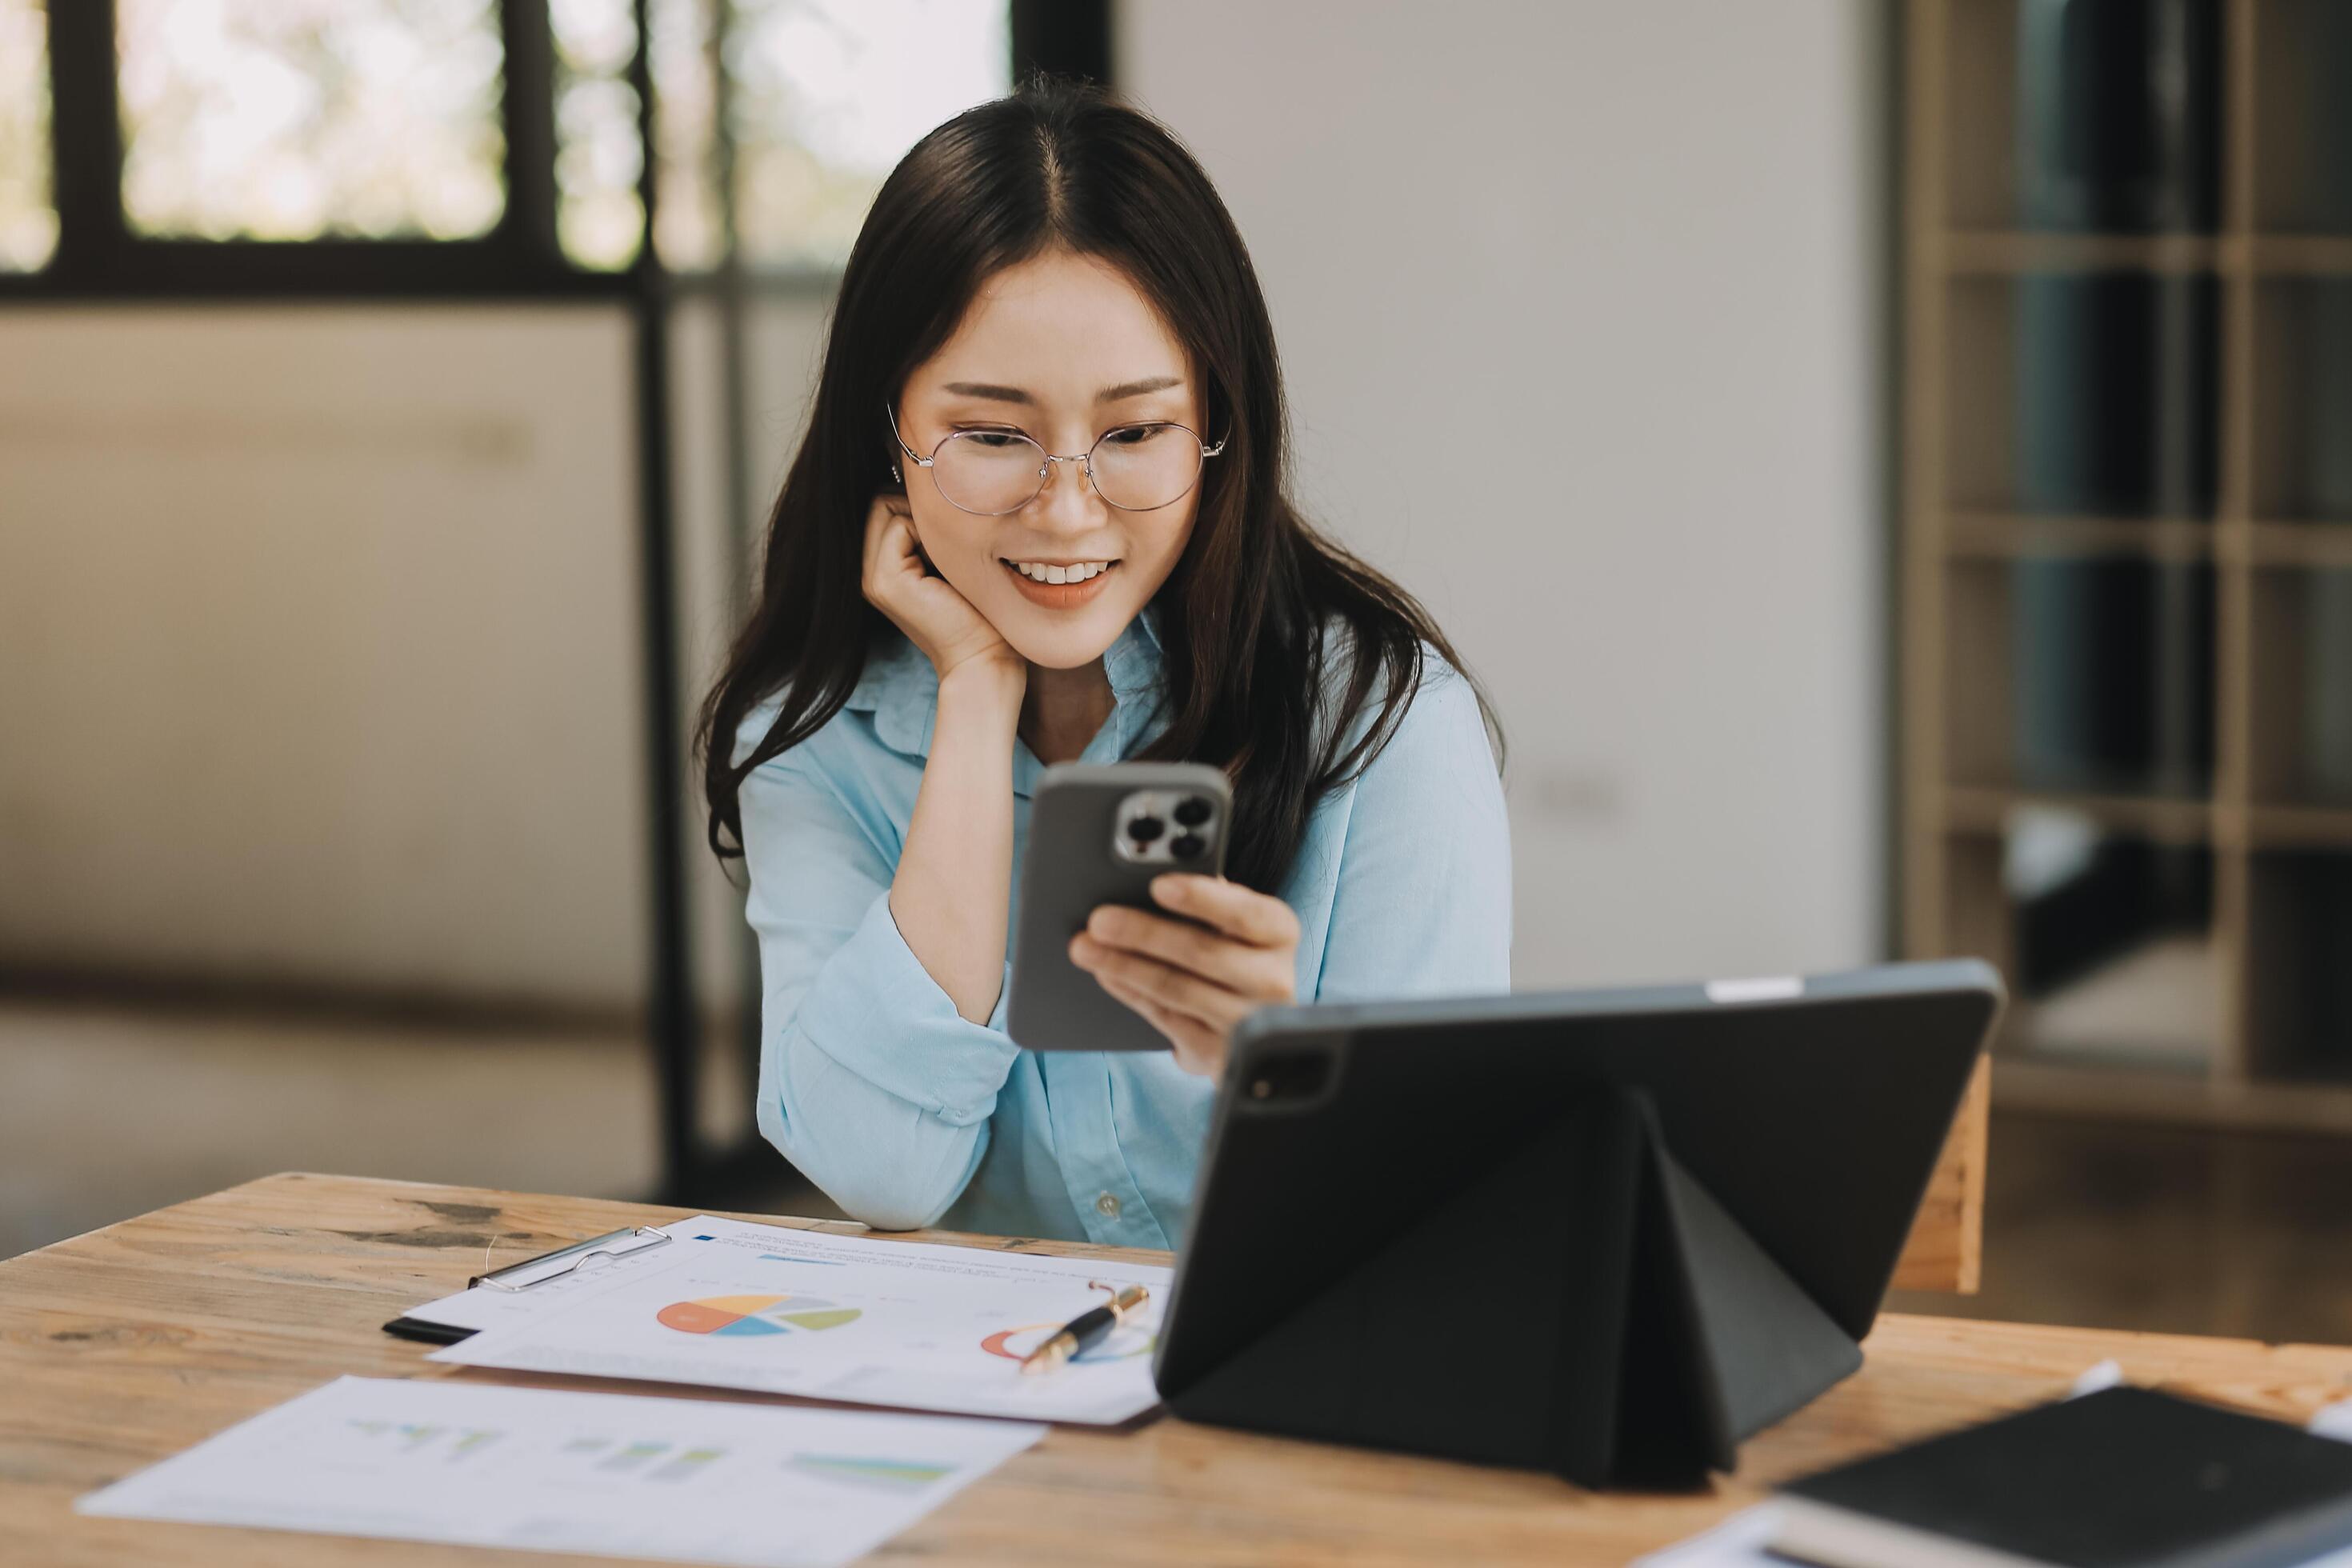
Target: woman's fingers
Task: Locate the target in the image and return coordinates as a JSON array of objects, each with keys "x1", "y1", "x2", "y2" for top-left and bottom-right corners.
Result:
[
  {"x1": 1094, "y1": 971, "x2": 1224, "y2": 1073},
  {"x1": 1081, "y1": 906, "x2": 1293, "y2": 1002},
  {"x1": 1147, "y1": 874, "x2": 1302, "y2": 950},
  {"x1": 858, "y1": 494, "x2": 1015, "y2": 681},
  {"x1": 1070, "y1": 935, "x2": 1256, "y2": 1031},
  {"x1": 1078, "y1": 884, "x2": 1298, "y2": 1085},
  {"x1": 861, "y1": 497, "x2": 919, "y2": 600}
]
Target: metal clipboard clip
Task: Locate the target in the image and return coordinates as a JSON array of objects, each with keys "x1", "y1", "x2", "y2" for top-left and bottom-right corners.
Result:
[{"x1": 470, "y1": 1226, "x2": 674, "y2": 1291}]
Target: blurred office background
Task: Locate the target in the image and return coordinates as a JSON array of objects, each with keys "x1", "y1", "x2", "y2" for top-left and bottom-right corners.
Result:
[{"x1": 3, "y1": 1, "x2": 2349, "y2": 1342}]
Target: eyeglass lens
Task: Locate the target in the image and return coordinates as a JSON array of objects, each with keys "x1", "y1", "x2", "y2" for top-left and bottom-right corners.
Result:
[{"x1": 930, "y1": 426, "x2": 1204, "y2": 514}]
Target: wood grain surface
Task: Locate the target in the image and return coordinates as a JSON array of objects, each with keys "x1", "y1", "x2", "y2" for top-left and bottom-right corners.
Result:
[
  {"x1": 1891, "y1": 1055, "x2": 1988, "y2": 1294},
  {"x1": 6, "y1": 1172, "x2": 2351, "y2": 1566}
]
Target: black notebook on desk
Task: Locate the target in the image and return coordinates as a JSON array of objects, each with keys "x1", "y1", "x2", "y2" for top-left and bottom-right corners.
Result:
[{"x1": 1774, "y1": 1386, "x2": 2352, "y2": 1568}]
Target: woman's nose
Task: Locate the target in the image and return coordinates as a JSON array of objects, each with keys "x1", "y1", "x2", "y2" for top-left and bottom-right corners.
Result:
[{"x1": 1030, "y1": 454, "x2": 1102, "y2": 529}]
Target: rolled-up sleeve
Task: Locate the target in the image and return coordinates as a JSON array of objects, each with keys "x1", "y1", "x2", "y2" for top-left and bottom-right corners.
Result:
[
  {"x1": 737, "y1": 742, "x2": 1020, "y2": 1230},
  {"x1": 1313, "y1": 664, "x2": 1513, "y2": 1001}
]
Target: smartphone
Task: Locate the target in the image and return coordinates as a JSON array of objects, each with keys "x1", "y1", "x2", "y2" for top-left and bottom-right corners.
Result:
[{"x1": 1006, "y1": 762, "x2": 1234, "y2": 1051}]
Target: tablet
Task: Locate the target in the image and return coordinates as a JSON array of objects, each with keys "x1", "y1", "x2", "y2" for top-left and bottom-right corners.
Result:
[{"x1": 1150, "y1": 958, "x2": 2003, "y2": 1482}]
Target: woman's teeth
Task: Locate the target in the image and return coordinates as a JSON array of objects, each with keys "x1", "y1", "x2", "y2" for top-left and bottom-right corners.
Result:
[{"x1": 1008, "y1": 561, "x2": 1112, "y2": 584}]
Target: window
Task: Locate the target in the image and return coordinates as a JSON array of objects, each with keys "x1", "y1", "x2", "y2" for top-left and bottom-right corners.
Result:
[
  {"x1": 727, "y1": 0, "x2": 1010, "y2": 271},
  {"x1": 0, "y1": 0, "x2": 56, "y2": 271},
  {"x1": 5, "y1": 0, "x2": 1094, "y2": 296},
  {"x1": 649, "y1": 0, "x2": 722, "y2": 272},
  {"x1": 114, "y1": 0, "x2": 507, "y2": 243},
  {"x1": 550, "y1": 0, "x2": 642, "y2": 270}
]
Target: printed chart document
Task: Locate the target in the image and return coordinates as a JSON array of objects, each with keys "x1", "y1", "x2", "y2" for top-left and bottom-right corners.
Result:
[
  {"x1": 430, "y1": 1221, "x2": 1172, "y2": 1425},
  {"x1": 78, "y1": 1375, "x2": 1042, "y2": 1568},
  {"x1": 400, "y1": 1214, "x2": 790, "y2": 1337}
]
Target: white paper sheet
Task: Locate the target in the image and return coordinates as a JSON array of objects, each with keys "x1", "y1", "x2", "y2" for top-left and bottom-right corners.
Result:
[
  {"x1": 1629, "y1": 1505, "x2": 1784, "y2": 1566},
  {"x1": 77, "y1": 1375, "x2": 1042, "y2": 1568},
  {"x1": 429, "y1": 1222, "x2": 1172, "y2": 1426}
]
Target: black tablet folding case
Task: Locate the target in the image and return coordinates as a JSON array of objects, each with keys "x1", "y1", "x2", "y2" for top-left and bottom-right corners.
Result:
[{"x1": 1150, "y1": 961, "x2": 2003, "y2": 1490}]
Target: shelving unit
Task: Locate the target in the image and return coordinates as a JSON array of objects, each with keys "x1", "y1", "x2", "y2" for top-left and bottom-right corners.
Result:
[{"x1": 1905, "y1": 0, "x2": 2352, "y2": 1131}]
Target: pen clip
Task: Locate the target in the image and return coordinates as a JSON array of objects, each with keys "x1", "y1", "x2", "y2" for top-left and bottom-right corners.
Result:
[
  {"x1": 471, "y1": 1226, "x2": 672, "y2": 1291},
  {"x1": 1088, "y1": 1279, "x2": 1148, "y2": 1322}
]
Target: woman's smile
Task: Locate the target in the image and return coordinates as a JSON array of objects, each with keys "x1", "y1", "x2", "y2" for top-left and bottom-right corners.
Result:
[{"x1": 1000, "y1": 556, "x2": 1121, "y2": 607}]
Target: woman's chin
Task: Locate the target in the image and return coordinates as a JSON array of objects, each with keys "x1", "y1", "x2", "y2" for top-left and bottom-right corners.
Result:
[{"x1": 989, "y1": 597, "x2": 1138, "y2": 672}]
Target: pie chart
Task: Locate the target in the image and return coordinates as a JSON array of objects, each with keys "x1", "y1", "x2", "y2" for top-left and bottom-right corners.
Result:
[
  {"x1": 978, "y1": 1320, "x2": 1153, "y2": 1363},
  {"x1": 655, "y1": 1294, "x2": 862, "y2": 1338}
]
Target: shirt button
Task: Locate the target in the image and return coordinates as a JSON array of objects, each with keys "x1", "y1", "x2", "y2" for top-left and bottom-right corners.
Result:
[{"x1": 1094, "y1": 1192, "x2": 1122, "y2": 1220}]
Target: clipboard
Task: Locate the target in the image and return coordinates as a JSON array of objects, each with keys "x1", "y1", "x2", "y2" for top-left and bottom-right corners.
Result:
[{"x1": 382, "y1": 1226, "x2": 674, "y2": 1346}]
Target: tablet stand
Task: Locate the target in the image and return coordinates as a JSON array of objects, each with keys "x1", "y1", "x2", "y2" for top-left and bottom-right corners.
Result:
[{"x1": 1161, "y1": 1085, "x2": 1865, "y2": 1489}]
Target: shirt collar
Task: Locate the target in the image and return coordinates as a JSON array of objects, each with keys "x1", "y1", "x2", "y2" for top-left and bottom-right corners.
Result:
[{"x1": 845, "y1": 600, "x2": 1169, "y2": 771}]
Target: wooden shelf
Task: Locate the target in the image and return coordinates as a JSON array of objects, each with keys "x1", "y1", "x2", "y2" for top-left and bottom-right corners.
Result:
[
  {"x1": 1945, "y1": 511, "x2": 2217, "y2": 561},
  {"x1": 1994, "y1": 1057, "x2": 2352, "y2": 1135},
  {"x1": 1941, "y1": 785, "x2": 2215, "y2": 844},
  {"x1": 1944, "y1": 230, "x2": 2225, "y2": 275},
  {"x1": 1942, "y1": 234, "x2": 2352, "y2": 278},
  {"x1": 1907, "y1": 0, "x2": 2352, "y2": 1136},
  {"x1": 1937, "y1": 794, "x2": 2352, "y2": 857},
  {"x1": 1943, "y1": 520, "x2": 2352, "y2": 570},
  {"x1": 2247, "y1": 522, "x2": 2352, "y2": 569},
  {"x1": 2247, "y1": 803, "x2": 2352, "y2": 850},
  {"x1": 2250, "y1": 236, "x2": 2352, "y2": 277}
]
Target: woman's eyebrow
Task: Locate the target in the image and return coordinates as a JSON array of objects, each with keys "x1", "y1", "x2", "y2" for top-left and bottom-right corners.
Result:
[
  {"x1": 1096, "y1": 375, "x2": 1183, "y2": 402},
  {"x1": 942, "y1": 381, "x2": 1033, "y2": 404},
  {"x1": 937, "y1": 375, "x2": 1184, "y2": 406}
]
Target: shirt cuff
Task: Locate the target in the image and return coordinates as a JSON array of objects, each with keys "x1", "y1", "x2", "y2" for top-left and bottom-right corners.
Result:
[{"x1": 786, "y1": 888, "x2": 1022, "y2": 1126}]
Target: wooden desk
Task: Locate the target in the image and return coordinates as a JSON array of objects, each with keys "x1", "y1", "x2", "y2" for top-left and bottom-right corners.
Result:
[{"x1": 7, "y1": 1174, "x2": 2352, "y2": 1566}]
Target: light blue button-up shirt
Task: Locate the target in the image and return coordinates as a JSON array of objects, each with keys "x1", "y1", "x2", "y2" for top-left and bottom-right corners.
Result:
[{"x1": 733, "y1": 605, "x2": 1510, "y2": 1249}]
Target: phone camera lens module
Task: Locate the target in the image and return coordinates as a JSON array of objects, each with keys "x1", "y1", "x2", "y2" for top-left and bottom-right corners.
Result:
[
  {"x1": 1174, "y1": 796, "x2": 1213, "y2": 827},
  {"x1": 1170, "y1": 832, "x2": 1206, "y2": 860},
  {"x1": 1127, "y1": 816, "x2": 1166, "y2": 844}
]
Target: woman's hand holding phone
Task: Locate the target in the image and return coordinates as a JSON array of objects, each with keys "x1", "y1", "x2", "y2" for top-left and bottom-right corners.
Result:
[
  {"x1": 1067, "y1": 874, "x2": 1300, "y2": 1078},
  {"x1": 864, "y1": 502, "x2": 1296, "y2": 1059},
  {"x1": 861, "y1": 494, "x2": 1021, "y2": 688}
]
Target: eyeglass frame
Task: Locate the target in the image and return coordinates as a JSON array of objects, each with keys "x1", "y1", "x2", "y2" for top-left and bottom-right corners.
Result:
[{"x1": 885, "y1": 402, "x2": 1229, "y2": 516}]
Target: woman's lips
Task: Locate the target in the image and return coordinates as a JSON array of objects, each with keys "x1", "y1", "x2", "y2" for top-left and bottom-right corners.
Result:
[{"x1": 1002, "y1": 559, "x2": 1118, "y2": 609}]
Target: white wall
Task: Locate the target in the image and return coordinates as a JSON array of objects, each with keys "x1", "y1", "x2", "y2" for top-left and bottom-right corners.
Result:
[
  {"x1": 0, "y1": 298, "x2": 834, "y2": 1013},
  {"x1": 1120, "y1": 0, "x2": 1887, "y2": 985},
  {"x1": 0, "y1": 307, "x2": 653, "y2": 1004}
]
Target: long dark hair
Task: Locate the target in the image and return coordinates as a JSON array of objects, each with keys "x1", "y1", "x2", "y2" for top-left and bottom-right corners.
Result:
[{"x1": 697, "y1": 78, "x2": 1496, "y2": 893}]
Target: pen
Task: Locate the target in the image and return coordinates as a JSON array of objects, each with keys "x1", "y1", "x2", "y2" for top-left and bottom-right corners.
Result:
[{"x1": 1020, "y1": 1284, "x2": 1150, "y2": 1375}]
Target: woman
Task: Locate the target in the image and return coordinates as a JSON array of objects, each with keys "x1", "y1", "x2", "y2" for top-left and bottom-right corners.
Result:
[{"x1": 697, "y1": 78, "x2": 1509, "y2": 1249}]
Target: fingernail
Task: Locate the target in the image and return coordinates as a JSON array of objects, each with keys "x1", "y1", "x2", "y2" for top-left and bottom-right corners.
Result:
[
  {"x1": 1150, "y1": 874, "x2": 1183, "y2": 902},
  {"x1": 1068, "y1": 934, "x2": 1095, "y2": 966}
]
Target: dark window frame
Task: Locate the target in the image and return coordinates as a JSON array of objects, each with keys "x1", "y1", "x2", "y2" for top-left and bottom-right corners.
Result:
[{"x1": 4, "y1": 0, "x2": 1111, "y2": 303}]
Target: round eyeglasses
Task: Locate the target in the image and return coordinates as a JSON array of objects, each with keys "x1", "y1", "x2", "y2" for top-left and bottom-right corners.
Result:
[{"x1": 887, "y1": 404, "x2": 1227, "y2": 516}]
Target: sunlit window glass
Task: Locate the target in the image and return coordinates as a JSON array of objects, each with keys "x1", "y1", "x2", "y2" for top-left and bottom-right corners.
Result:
[
  {"x1": 0, "y1": 0, "x2": 58, "y2": 271},
  {"x1": 729, "y1": 0, "x2": 1010, "y2": 271},
  {"x1": 115, "y1": 0, "x2": 506, "y2": 242},
  {"x1": 551, "y1": 0, "x2": 645, "y2": 271},
  {"x1": 650, "y1": 0, "x2": 720, "y2": 271}
]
